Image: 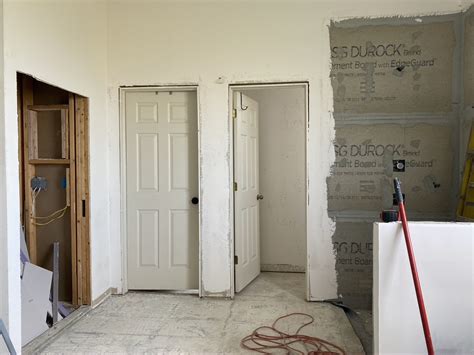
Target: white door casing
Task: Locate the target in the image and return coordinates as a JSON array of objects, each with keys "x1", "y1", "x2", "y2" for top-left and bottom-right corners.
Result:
[
  {"x1": 125, "y1": 90, "x2": 199, "y2": 290},
  {"x1": 234, "y1": 92, "x2": 261, "y2": 292}
]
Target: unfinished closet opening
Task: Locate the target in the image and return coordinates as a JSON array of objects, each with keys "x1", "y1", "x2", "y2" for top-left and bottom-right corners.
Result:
[
  {"x1": 17, "y1": 73, "x2": 91, "y2": 346},
  {"x1": 231, "y1": 83, "x2": 308, "y2": 298}
]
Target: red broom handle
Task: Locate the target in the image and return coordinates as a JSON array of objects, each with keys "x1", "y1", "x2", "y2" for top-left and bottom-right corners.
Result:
[{"x1": 394, "y1": 178, "x2": 435, "y2": 355}]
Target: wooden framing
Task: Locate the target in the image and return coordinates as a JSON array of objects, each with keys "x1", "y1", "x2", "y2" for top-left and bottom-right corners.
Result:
[
  {"x1": 18, "y1": 74, "x2": 91, "y2": 306},
  {"x1": 22, "y1": 76, "x2": 36, "y2": 263},
  {"x1": 18, "y1": 78, "x2": 25, "y2": 226},
  {"x1": 27, "y1": 106, "x2": 68, "y2": 160},
  {"x1": 69, "y1": 94, "x2": 78, "y2": 306},
  {"x1": 75, "y1": 96, "x2": 91, "y2": 304},
  {"x1": 28, "y1": 159, "x2": 71, "y2": 165}
]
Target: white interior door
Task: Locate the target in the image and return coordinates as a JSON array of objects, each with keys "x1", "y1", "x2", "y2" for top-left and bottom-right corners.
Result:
[
  {"x1": 125, "y1": 90, "x2": 199, "y2": 290},
  {"x1": 234, "y1": 92, "x2": 261, "y2": 292}
]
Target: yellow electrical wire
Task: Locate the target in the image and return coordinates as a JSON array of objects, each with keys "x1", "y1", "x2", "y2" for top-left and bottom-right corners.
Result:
[
  {"x1": 32, "y1": 205, "x2": 69, "y2": 220},
  {"x1": 33, "y1": 207, "x2": 68, "y2": 226},
  {"x1": 31, "y1": 188, "x2": 69, "y2": 226}
]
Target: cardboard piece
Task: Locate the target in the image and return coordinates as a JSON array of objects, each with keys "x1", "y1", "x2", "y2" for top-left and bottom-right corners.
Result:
[
  {"x1": 21, "y1": 263, "x2": 52, "y2": 346},
  {"x1": 330, "y1": 21, "x2": 455, "y2": 113}
]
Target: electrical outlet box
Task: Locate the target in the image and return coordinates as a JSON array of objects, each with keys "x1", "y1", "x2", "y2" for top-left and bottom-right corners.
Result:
[
  {"x1": 393, "y1": 159, "x2": 406, "y2": 172},
  {"x1": 31, "y1": 176, "x2": 47, "y2": 191}
]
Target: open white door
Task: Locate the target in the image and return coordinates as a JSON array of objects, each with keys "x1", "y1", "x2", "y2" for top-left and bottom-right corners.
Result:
[
  {"x1": 234, "y1": 92, "x2": 261, "y2": 292},
  {"x1": 125, "y1": 90, "x2": 199, "y2": 290}
]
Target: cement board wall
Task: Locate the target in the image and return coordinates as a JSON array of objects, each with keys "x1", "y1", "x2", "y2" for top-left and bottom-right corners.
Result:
[
  {"x1": 464, "y1": 9, "x2": 474, "y2": 108},
  {"x1": 333, "y1": 222, "x2": 372, "y2": 309},
  {"x1": 329, "y1": 16, "x2": 459, "y2": 310},
  {"x1": 328, "y1": 124, "x2": 454, "y2": 214},
  {"x1": 331, "y1": 22, "x2": 455, "y2": 114}
]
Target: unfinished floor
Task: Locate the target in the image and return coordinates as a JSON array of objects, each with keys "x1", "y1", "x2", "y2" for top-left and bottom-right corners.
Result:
[{"x1": 37, "y1": 273, "x2": 364, "y2": 353}]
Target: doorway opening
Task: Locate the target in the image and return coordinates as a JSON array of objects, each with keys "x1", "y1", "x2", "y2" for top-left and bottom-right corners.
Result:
[
  {"x1": 231, "y1": 83, "x2": 308, "y2": 298},
  {"x1": 120, "y1": 87, "x2": 200, "y2": 293},
  {"x1": 17, "y1": 73, "x2": 91, "y2": 346}
]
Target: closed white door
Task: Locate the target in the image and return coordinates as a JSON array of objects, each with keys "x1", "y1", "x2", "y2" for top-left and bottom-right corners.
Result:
[
  {"x1": 125, "y1": 90, "x2": 199, "y2": 290},
  {"x1": 234, "y1": 92, "x2": 261, "y2": 292}
]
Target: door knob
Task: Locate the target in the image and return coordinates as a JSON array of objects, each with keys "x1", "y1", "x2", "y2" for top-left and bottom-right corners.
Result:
[
  {"x1": 257, "y1": 194, "x2": 264, "y2": 201},
  {"x1": 191, "y1": 197, "x2": 199, "y2": 205}
]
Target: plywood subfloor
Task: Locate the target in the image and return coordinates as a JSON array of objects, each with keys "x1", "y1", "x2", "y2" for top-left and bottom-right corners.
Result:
[{"x1": 39, "y1": 272, "x2": 364, "y2": 353}]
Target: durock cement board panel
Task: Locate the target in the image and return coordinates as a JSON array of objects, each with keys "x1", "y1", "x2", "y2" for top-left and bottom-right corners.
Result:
[
  {"x1": 328, "y1": 124, "x2": 453, "y2": 213},
  {"x1": 330, "y1": 22, "x2": 455, "y2": 114},
  {"x1": 333, "y1": 222, "x2": 373, "y2": 309},
  {"x1": 465, "y1": 10, "x2": 474, "y2": 107}
]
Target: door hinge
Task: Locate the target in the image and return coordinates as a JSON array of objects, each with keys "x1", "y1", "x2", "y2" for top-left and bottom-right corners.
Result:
[
  {"x1": 232, "y1": 108, "x2": 237, "y2": 119},
  {"x1": 234, "y1": 182, "x2": 238, "y2": 191},
  {"x1": 234, "y1": 255, "x2": 238, "y2": 265}
]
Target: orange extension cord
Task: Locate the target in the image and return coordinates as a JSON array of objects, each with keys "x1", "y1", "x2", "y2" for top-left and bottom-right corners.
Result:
[{"x1": 240, "y1": 313, "x2": 346, "y2": 355}]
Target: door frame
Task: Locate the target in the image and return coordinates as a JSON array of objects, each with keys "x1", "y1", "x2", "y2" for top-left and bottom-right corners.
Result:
[
  {"x1": 229, "y1": 82, "x2": 310, "y2": 299},
  {"x1": 119, "y1": 85, "x2": 202, "y2": 296}
]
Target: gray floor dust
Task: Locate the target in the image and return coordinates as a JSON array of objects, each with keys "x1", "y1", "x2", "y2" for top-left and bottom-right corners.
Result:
[{"x1": 40, "y1": 272, "x2": 365, "y2": 354}]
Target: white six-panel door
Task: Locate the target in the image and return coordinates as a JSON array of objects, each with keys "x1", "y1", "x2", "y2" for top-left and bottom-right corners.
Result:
[
  {"x1": 125, "y1": 90, "x2": 198, "y2": 290},
  {"x1": 234, "y1": 92, "x2": 261, "y2": 292}
]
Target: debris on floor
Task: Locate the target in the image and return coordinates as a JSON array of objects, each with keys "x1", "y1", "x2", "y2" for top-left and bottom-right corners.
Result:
[
  {"x1": 20, "y1": 227, "x2": 72, "y2": 346},
  {"x1": 21, "y1": 262, "x2": 52, "y2": 346}
]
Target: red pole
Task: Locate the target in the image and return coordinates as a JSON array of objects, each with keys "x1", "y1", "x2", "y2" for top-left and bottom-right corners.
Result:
[{"x1": 394, "y1": 178, "x2": 435, "y2": 355}]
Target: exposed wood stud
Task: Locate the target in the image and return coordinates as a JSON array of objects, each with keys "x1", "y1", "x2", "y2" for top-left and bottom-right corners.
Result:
[
  {"x1": 69, "y1": 93, "x2": 78, "y2": 306},
  {"x1": 18, "y1": 83, "x2": 25, "y2": 225},
  {"x1": 27, "y1": 104, "x2": 69, "y2": 111},
  {"x1": 75, "y1": 96, "x2": 83, "y2": 305},
  {"x1": 28, "y1": 159, "x2": 71, "y2": 165},
  {"x1": 22, "y1": 76, "x2": 36, "y2": 263},
  {"x1": 61, "y1": 109, "x2": 69, "y2": 159},
  {"x1": 28, "y1": 110, "x2": 38, "y2": 160},
  {"x1": 75, "y1": 96, "x2": 91, "y2": 305}
]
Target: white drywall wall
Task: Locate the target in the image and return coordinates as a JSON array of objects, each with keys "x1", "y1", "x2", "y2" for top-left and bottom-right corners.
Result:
[
  {"x1": 0, "y1": 0, "x2": 108, "y2": 349},
  {"x1": 373, "y1": 222, "x2": 474, "y2": 354},
  {"x1": 244, "y1": 87, "x2": 306, "y2": 272},
  {"x1": 0, "y1": 0, "x2": 10, "y2": 346},
  {"x1": 107, "y1": 0, "x2": 466, "y2": 299}
]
